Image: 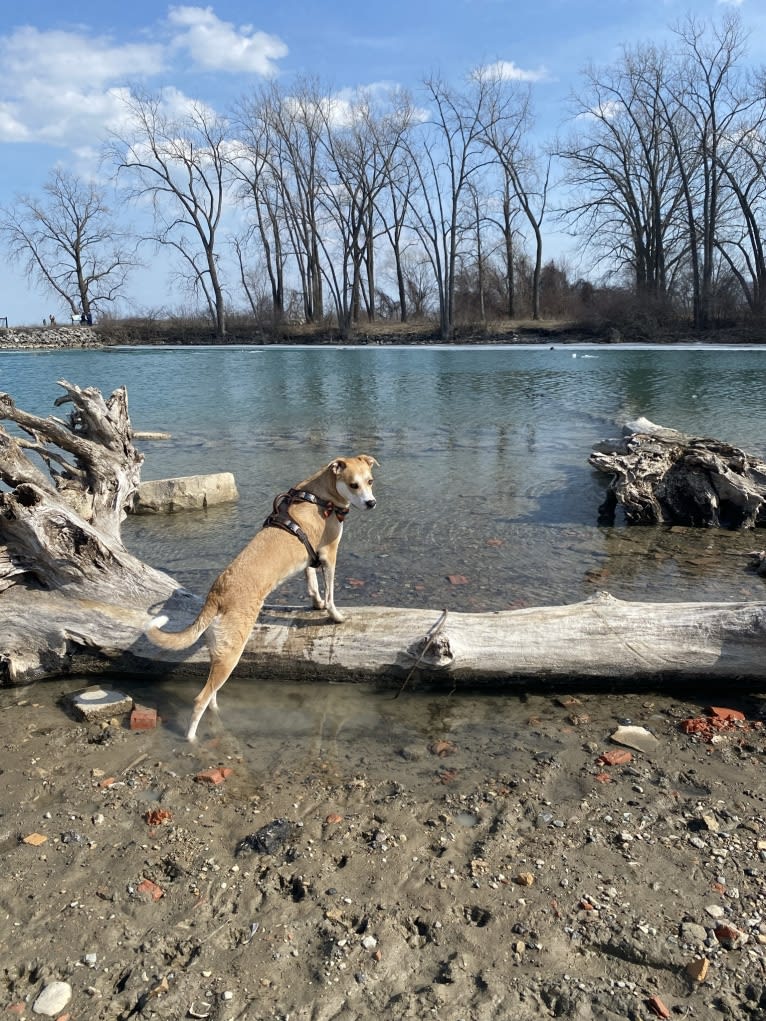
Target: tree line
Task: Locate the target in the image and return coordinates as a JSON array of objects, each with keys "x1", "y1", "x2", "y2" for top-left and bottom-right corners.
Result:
[{"x1": 2, "y1": 11, "x2": 764, "y2": 340}]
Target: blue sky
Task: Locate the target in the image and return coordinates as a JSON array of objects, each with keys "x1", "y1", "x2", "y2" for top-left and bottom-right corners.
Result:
[{"x1": 1, "y1": 0, "x2": 763, "y2": 326}]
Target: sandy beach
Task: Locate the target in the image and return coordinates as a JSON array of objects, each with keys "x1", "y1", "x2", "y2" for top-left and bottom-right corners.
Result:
[{"x1": 2, "y1": 672, "x2": 766, "y2": 1020}]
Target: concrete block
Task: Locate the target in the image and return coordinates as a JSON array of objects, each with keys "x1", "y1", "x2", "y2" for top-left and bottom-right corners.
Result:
[
  {"x1": 70, "y1": 687, "x2": 133, "y2": 722},
  {"x1": 133, "y1": 472, "x2": 239, "y2": 514}
]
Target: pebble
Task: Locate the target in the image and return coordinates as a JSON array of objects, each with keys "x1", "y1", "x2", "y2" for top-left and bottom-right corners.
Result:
[
  {"x1": 32, "y1": 981, "x2": 72, "y2": 1016},
  {"x1": 705, "y1": 904, "x2": 725, "y2": 919}
]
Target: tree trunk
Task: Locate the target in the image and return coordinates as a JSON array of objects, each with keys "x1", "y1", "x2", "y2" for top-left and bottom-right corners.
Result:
[{"x1": 3, "y1": 387, "x2": 766, "y2": 692}]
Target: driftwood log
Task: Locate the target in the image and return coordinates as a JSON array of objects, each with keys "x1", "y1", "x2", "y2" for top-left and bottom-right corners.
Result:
[
  {"x1": 591, "y1": 416, "x2": 766, "y2": 527},
  {"x1": 2, "y1": 385, "x2": 766, "y2": 689}
]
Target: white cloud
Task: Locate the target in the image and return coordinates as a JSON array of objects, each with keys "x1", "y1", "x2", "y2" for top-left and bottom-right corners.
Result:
[
  {"x1": 481, "y1": 59, "x2": 550, "y2": 83},
  {"x1": 0, "y1": 8, "x2": 287, "y2": 150},
  {"x1": 0, "y1": 24, "x2": 165, "y2": 146},
  {"x1": 166, "y1": 6, "x2": 288, "y2": 75}
]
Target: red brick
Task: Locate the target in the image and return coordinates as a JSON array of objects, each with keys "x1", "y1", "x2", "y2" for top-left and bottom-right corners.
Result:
[{"x1": 130, "y1": 706, "x2": 158, "y2": 730}]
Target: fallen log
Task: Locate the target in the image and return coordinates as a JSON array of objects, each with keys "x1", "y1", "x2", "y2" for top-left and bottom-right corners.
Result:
[
  {"x1": 1, "y1": 385, "x2": 765, "y2": 690},
  {"x1": 2, "y1": 588, "x2": 766, "y2": 688},
  {"x1": 590, "y1": 416, "x2": 766, "y2": 528}
]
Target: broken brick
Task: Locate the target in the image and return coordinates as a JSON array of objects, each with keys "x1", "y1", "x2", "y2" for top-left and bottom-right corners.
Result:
[
  {"x1": 194, "y1": 766, "x2": 234, "y2": 785},
  {"x1": 22, "y1": 832, "x2": 48, "y2": 846},
  {"x1": 647, "y1": 995, "x2": 671, "y2": 1019},
  {"x1": 597, "y1": 749, "x2": 633, "y2": 766},
  {"x1": 144, "y1": 808, "x2": 172, "y2": 826},
  {"x1": 709, "y1": 706, "x2": 746, "y2": 722},
  {"x1": 136, "y1": 878, "x2": 164, "y2": 901}
]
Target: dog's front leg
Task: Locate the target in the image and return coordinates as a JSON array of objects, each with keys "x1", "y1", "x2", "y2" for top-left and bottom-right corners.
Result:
[
  {"x1": 305, "y1": 565, "x2": 326, "y2": 610},
  {"x1": 321, "y1": 556, "x2": 345, "y2": 623}
]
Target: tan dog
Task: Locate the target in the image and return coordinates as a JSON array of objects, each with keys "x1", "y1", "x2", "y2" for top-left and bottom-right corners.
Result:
[{"x1": 146, "y1": 455, "x2": 378, "y2": 741}]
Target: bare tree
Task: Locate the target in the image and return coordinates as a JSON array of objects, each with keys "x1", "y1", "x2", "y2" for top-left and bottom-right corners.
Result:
[
  {"x1": 406, "y1": 74, "x2": 501, "y2": 341},
  {"x1": 314, "y1": 88, "x2": 415, "y2": 336},
  {"x1": 556, "y1": 45, "x2": 685, "y2": 305},
  {"x1": 230, "y1": 91, "x2": 288, "y2": 322},
  {"x1": 251, "y1": 78, "x2": 327, "y2": 323},
  {"x1": 715, "y1": 116, "x2": 766, "y2": 314},
  {"x1": 666, "y1": 12, "x2": 754, "y2": 328},
  {"x1": 478, "y1": 73, "x2": 549, "y2": 320},
  {"x1": 0, "y1": 168, "x2": 134, "y2": 320},
  {"x1": 106, "y1": 90, "x2": 229, "y2": 338}
]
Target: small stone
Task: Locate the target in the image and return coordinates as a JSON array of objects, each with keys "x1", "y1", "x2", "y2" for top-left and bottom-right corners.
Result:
[
  {"x1": 221, "y1": 990, "x2": 234, "y2": 1001},
  {"x1": 33, "y1": 980, "x2": 72, "y2": 1016},
  {"x1": 705, "y1": 904, "x2": 725, "y2": 919},
  {"x1": 680, "y1": 922, "x2": 708, "y2": 944},
  {"x1": 514, "y1": 872, "x2": 535, "y2": 886},
  {"x1": 361, "y1": 935, "x2": 378, "y2": 950}
]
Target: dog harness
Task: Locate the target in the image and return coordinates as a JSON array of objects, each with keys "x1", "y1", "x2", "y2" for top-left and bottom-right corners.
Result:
[{"x1": 263, "y1": 488, "x2": 349, "y2": 569}]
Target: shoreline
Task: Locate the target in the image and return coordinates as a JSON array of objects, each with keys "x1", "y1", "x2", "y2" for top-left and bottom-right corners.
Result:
[{"x1": 1, "y1": 319, "x2": 765, "y2": 350}]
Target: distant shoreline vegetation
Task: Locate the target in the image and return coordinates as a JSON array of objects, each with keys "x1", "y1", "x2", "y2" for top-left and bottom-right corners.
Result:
[{"x1": 1, "y1": 312, "x2": 765, "y2": 349}]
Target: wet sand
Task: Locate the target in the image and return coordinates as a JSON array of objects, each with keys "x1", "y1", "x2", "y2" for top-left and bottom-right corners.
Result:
[{"x1": 3, "y1": 675, "x2": 766, "y2": 1019}]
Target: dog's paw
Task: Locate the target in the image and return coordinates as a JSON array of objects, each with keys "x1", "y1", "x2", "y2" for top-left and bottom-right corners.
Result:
[
  {"x1": 328, "y1": 609, "x2": 346, "y2": 624},
  {"x1": 311, "y1": 597, "x2": 326, "y2": 610}
]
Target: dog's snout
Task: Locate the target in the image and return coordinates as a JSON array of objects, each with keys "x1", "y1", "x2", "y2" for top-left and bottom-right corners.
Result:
[{"x1": 365, "y1": 498, "x2": 377, "y2": 509}]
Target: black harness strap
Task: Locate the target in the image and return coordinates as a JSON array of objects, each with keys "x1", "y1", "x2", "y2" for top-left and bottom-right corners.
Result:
[{"x1": 262, "y1": 489, "x2": 349, "y2": 569}]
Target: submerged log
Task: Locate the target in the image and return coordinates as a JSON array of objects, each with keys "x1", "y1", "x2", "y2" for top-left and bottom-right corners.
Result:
[
  {"x1": 1, "y1": 386, "x2": 765, "y2": 690},
  {"x1": 590, "y1": 417, "x2": 766, "y2": 528}
]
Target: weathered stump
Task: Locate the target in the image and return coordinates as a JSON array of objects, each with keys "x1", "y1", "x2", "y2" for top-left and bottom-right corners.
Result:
[{"x1": 590, "y1": 417, "x2": 766, "y2": 528}]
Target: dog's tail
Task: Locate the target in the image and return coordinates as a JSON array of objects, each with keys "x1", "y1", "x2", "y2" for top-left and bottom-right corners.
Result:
[{"x1": 145, "y1": 595, "x2": 219, "y2": 651}]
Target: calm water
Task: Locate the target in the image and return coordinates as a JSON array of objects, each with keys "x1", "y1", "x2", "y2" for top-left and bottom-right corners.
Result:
[{"x1": 2, "y1": 343, "x2": 766, "y2": 611}]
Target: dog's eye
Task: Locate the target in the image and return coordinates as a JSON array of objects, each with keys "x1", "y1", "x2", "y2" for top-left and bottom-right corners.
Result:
[{"x1": 349, "y1": 482, "x2": 360, "y2": 489}]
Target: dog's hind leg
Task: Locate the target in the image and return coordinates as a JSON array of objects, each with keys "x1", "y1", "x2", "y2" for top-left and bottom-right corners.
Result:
[{"x1": 187, "y1": 626, "x2": 251, "y2": 741}]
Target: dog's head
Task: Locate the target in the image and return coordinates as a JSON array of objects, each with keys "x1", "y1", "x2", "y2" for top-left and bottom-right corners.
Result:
[{"x1": 330, "y1": 455, "x2": 378, "y2": 510}]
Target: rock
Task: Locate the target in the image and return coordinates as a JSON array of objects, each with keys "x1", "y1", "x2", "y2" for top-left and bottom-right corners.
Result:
[
  {"x1": 69, "y1": 687, "x2": 133, "y2": 722},
  {"x1": 33, "y1": 980, "x2": 72, "y2": 1016},
  {"x1": 680, "y1": 922, "x2": 708, "y2": 944},
  {"x1": 610, "y1": 725, "x2": 659, "y2": 754},
  {"x1": 236, "y1": 818, "x2": 294, "y2": 856},
  {"x1": 133, "y1": 472, "x2": 239, "y2": 514}
]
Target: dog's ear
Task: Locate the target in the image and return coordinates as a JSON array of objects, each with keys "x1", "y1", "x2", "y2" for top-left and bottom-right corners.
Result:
[
  {"x1": 358, "y1": 455, "x2": 379, "y2": 467},
  {"x1": 329, "y1": 459, "x2": 347, "y2": 476}
]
